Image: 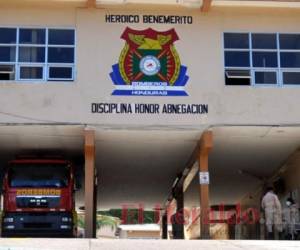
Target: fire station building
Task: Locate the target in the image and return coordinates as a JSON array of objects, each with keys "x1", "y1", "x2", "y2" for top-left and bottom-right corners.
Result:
[{"x1": 1, "y1": 0, "x2": 300, "y2": 240}]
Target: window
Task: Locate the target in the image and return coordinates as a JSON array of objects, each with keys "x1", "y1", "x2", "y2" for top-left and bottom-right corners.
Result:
[
  {"x1": 252, "y1": 52, "x2": 277, "y2": 68},
  {"x1": 0, "y1": 27, "x2": 75, "y2": 82},
  {"x1": 0, "y1": 65, "x2": 15, "y2": 80},
  {"x1": 20, "y1": 66, "x2": 43, "y2": 80},
  {"x1": 283, "y1": 72, "x2": 300, "y2": 85},
  {"x1": 47, "y1": 29, "x2": 75, "y2": 81},
  {"x1": 279, "y1": 34, "x2": 300, "y2": 50},
  {"x1": 48, "y1": 66, "x2": 73, "y2": 80},
  {"x1": 19, "y1": 28, "x2": 45, "y2": 44},
  {"x1": 19, "y1": 47, "x2": 45, "y2": 63},
  {"x1": 224, "y1": 33, "x2": 249, "y2": 49},
  {"x1": 9, "y1": 163, "x2": 70, "y2": 188},
  {"x1": 224, "y1": 32, "x2": 300, "y2": 86},
  {"x1": 0, "y1": 28, "x2": 16, "y2": 44},
  {"x1": 0, "y1": 46, "x2": 16, "y2": 62},
  {"x1": 225, "y1": 69, "x2": 251, "y2": 86},
  {"x1": 224, "y1": 33, "x2": 251, "y2": 85},
  {"x1": 48, "y1": 48, "x2": 74, "y2": 63},
  {"x1": 254, "y1": 71, "x2": 277, "y2": 85},
  {"x1": 49, "y1": 29, "x2": 75, "y2": 45},
  {"x1": 280, "y1": 52, "x2": 300, "y2": 68},
  {"x1": 225, "y1": 51, "x2": 250, "y2": 67},
  {"x1": 252, "y1": 34, "x2": 277, "y2": 49}
]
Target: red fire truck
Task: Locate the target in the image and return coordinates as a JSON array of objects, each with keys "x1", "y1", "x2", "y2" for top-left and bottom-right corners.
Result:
[{"x1": 1, "y1": 157, "x2": 77, "y2": 237}]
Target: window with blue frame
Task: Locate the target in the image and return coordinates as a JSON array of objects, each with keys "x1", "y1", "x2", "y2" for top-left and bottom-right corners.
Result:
[
  {"x1": 0, "y1": 27, "x2": 75, "y2": 82},
  {"x1": 224, "y1": 32, "x2": 300, "y2": 86}
]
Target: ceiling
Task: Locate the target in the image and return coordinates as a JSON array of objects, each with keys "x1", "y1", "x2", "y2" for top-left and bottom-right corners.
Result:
[
  {"x1": 0, "y1": 125, "x2": 299, "y2": 210},
  {"x1": 185, "y1": 126, "x2": 300, "y2": 208}
]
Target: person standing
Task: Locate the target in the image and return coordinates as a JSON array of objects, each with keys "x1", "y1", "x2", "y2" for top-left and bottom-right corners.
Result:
[
  {"x1": 171, "y1": 211, "x2": 184, "y2": 239},
  {"x1": 261, "y1": 187, "x2": 283, "y2": 240},
  {"x1": 283, "y1": 198, "x2": 299, "y2": 240}
]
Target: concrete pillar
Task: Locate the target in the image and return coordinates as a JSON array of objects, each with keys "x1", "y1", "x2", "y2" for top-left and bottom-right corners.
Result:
[
  {"x1": 199, "y1": 131, "x2": 213, "y2": 239},
  {"x1": 84, "y1": 128, "x2": 96, "y2": 238}
]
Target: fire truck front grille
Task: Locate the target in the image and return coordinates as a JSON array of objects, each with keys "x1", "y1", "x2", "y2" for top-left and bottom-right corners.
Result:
[{"x1": 23, "y1": 222, "x2": 52, "y2": 228}]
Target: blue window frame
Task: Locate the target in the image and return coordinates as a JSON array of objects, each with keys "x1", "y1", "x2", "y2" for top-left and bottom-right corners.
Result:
[
  {"x1": 0, "y1": 27, "x2": 75, "y2": 82},
  {"x1": 224, "y1": 32, "x2": 300, "y2": 86}
]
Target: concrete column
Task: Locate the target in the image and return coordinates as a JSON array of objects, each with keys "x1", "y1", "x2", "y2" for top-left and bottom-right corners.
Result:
[
  {"x1": 199, "y1": 131, "x2": 213, "y2": 239},
  {"x1": 84, "y1": 128, "x2": 96, "y2": 238}
]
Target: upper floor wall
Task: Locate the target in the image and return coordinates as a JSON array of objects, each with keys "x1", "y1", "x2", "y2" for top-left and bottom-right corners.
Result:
[{"x1": 0, "y1": 4, "x2": 300, "y2": 127}]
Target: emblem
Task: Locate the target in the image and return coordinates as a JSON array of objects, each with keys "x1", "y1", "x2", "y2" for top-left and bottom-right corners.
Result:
[{"x1": 110, "y1": 27, "x2": 189, "y2": 96}]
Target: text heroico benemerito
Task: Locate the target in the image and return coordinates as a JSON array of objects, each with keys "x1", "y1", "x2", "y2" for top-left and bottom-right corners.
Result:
[{"x1": 105, "y1": 15, "x2": 193, "y2": 24}]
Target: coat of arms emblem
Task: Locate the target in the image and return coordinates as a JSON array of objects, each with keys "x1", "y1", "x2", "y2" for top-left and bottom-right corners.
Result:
[{"x1": 110, "y1": 27, "x2": 189, "y2": 96}]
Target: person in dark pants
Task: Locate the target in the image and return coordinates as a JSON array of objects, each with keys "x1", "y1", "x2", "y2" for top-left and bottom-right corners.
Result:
[{"x1": 171, "y1": 212, "x2": 184, "y2": 239}]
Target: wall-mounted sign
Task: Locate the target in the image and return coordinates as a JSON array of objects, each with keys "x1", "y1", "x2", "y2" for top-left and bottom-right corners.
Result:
[
  {"x1": 91, "y1": 103, "x2": 208, "y2": 114},
  {"x1": 105, "y1": 15, "x2": 193, "y2": 24},
  {"x1": 199, "y1": 172, "x2": 210, "y2": 185},
  {"x1": 16, "y1": 189, "x2": 61, "y2": 196},
  {"x1": 110, "y1": 27, "x2": 189, "y2": 96}
]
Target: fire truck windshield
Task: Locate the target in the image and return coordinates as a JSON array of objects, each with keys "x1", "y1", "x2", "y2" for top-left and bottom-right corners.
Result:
[{"x1": 8, "y1": 163, "x2": 70, "y2": 188}]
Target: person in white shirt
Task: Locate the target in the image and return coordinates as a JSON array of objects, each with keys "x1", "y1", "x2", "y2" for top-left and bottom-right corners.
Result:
[
  {"x1": 283, "y1": 198, "x2": 299, "y2": 240},
  {"x1": 261, "y1": 187, "x2": 283, "y2": 240}
]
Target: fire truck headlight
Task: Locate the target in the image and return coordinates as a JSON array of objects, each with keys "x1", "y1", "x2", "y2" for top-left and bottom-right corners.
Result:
[
  {"x1": 62, "y1": 217, "x2": 71, "y2": 222},
  {"x1": 3, "y1": 217, "x2": 14, "y2": 223},
  {"x1": 60, "y1": 225, "x2": 71, "y2": 229},
  {"x1": 4, "y1": 225, "x2": 15, "y2": 229}
]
